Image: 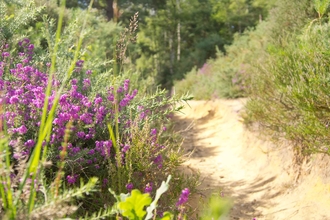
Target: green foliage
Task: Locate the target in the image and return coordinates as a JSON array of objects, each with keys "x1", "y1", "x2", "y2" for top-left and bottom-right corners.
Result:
[
  {"x1": 109, "y1": 176, "x2": 174, "y2": 220},
  {"x1": 0, "y1": 0, "x2": 43, "y2": 41},
  {"x1": 174, "y1": 23, "x2": 269, "y2": 99},
  {"x1": 200, "y1": 195, "x2": 232, "y2": 219},
  {"x1": 118, "y1": 189, "x2": 152, "y2": 219},
  {"x1": 247, "y1": 22, "x2": 330, "y2": 154},
  {"x1": 314, "y1": 0, "x2": 330, "y2": 18},
  {"x1": 244, "y1": 0, "x2": 330, "y2": 155}
]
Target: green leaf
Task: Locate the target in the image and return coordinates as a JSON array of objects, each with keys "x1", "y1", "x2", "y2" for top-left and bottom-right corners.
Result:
[
  {"x1": 159, "y1": 212, "x2": 174, "y2": 220},
  {"x1": 118, "y1": 189, "x2": 152, "y2": 220}
]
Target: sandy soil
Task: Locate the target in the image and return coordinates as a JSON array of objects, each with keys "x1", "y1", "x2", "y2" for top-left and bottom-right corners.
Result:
[{"x1": 174, "y1": 99, "x2": 330, "y2": 220}]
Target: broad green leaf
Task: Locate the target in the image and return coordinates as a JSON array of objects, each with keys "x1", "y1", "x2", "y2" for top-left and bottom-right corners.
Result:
[
  {"x1": 118, "y1": 189, "x2": 152, "y2": 220},
  {"x1": 160, "y1": 212, "x2": 174, "y2": 220}
]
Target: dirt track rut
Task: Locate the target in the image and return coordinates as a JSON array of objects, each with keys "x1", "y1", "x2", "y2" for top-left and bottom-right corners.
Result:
[{"x1": 175, "y1": 99, "x2": 330, "y2": 220}]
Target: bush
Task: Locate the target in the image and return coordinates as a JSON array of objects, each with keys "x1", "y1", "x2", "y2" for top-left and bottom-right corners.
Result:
[{"x1": 0, "y1": 1, "x2": 196, "y2": 219}]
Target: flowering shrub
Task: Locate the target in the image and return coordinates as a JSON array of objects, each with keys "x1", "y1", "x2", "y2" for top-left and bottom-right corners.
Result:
[{"x1": 0, "y1": 39, "x2": 192, "y2": 216}]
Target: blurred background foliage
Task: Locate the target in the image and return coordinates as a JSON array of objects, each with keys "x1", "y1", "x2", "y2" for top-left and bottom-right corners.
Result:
[
  {"x1": 3, "y1": 0, "x2": 329, "y2": 157},
  {"x1": 2, "y1": 0, "x2": 273, "y2": 90}
]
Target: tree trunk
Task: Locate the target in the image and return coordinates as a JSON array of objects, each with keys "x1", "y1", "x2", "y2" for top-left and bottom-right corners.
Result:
[
  {"x1": 105, "y1": 0, "x2": 114, "y2": 21},
  {"x1": 177, "y1": 0, "x2": 181, "y2": 61}
]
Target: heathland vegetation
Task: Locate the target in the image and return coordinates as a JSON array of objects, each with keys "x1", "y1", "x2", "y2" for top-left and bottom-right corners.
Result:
[
  {"x1": 1, "y1": 0, "x2": 330, "y2": 219},
  {"x1": 176, "y1": 0, "x2": 330, "y2": 157}
]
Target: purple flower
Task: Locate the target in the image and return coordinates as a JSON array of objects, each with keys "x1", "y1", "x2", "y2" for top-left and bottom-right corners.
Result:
[
  {"x1": 82, "y1": 97, "x2": 92, "y2": 107},
  {"x1": 126, "y1": 183, "x2": 133, "y2": 192},
  {"x1": 24, "y1": 139, "x2": 35, "y2": 148},
  {"x1": 2, "y1": 52, "x2": 9, "y2": 57},
  {"x1": 86, "y1": 70, "x2": 92, "y2": 75},
  {"x1": 150, "y1": 128, "x2": 157, "y2": 136},
  {"x1": 103, "y1": 178, "x2": 108, "y2": 187},
  {"x1": 124, "y1": 79, "x2": 130, "y2": 91},
  {"x1": 71, "y1": 79, "x2": 78, "y2": 85},
  {"x1": 144, "y1": 183, "x2": 153, "y2": 194},
  {"x1": 17, "y1": 125, "x2": 28, "y2": 134},
  {"x1": 122, "y1": 145, "x2": 130, "y2": 153},
  {"x1": 83, "y1": 78, "x2": 91, "y2": 89},
  {"x1": 88, "y1": 149, "x2": 95, "y2": 155},
  {"x1": 9, "y1": 95, "x2": 19, "y2": 104},
  {"x1": 119, "y1": 97, "x2": 130, "y2": 107},
  {"x1": 27, "y1": 44, "x2": 34, "y2": 51},
  {"x1": 67, "y1": 174, "x2": 78, "y2": 185},
  {"x1": 132, "y1": 89, "x2": 138, "y2": 97},
  {"x1": 107, "y1": 93, "x2": 114, "y2": 102},
  {"x1": 23, "y1": 38, "x2": 30, "y2": 44},
  {"x1": 80, "y1": 113, "x2": 93, "y2": 124},
  {"x1": 153, "y1": 155, "x2": 163, "y2": 168},
  {"x1": 77, "y1": 131, "x2": 85, "y2": 139},
  {"x1": 117, "y1": 86, "x2": 123, "y2": 93},
  {"x1": 94, "y1": 96, "x2": 102, "y2": 105},
  {"x1": 176, "y1": 188, "x2": 190, "y2": 207},
  {"x1": 9, "y1": 140, "x2": 18, "y2": 147},
  {"x1": 76, "y1": 60, "x2": 84, "y2": 67}
]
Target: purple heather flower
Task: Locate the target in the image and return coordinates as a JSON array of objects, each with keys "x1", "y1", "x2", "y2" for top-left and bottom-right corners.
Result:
[
  {"x1": 126, "y1": 183, "x2": 133, "y2": 192},
  {"x1": 153, "y1": 155, "x2": 163, "y2": 168},
  {"x1": 71, "y1": 79, "x2": 78, "y2": 85},
  {"x1": 123, "y1": 79, "x2": 130, "y2": 91},
  {"x1": 67, "y1": 174, "x2": 78, "y2": 185},
  {"x1": 23, "y1": 38, "x2": 30, "y2": 44},
  {"x1": 17, "y1": 125, "x2": 28, "y2": 134},
  {"x1": 83, "y1": 78, "x2": 91, "y2": 89},
  {"x1": 107, "y1": 93, "x2": 114, "y2": 102},
  {"x1": 76, "y1": 60, "x2": 84, "y2": 67},
  {"x1": 77, "y1": 131, "x2": 85, "y2": 139},
  {"x1": 176, "y1": 188, "x2": 190, "y2": 207},
  {"x1": 88, "y1": 149, "x2": 95, "y2": 155},
  {"x1": 85, "y1": 134, "x2": 92, "y2": 139},
  {"x1": 144, "y1": 183, "x2": 153, "y2": 194},
  {"x1": 150, "y1": 128, "x2": 157, "y2": 136},
  {"x1": 86, "y1": 70, "x2": 92, "y2": 75},
  {"x1": 80, "y1": 113, "x2": 93, "y2": 124},
  {"x1": 82, "y1": 97, "x2": 92, "y2": 107},
  {"x1": 122, "y1": 145, "x2": 130, "y2": 153},
  {"x1": 119, "y1": 97, "x2": 130, "y2": 107},
  {"x1": 117, "y1": 86, "x2": 123, "y2": 93},
  {"x1": 94, "y1": 96, "x2": 102, "y2": 105},
  {"x1": 2, "y1": 52, "x2": 9, "y2": 57},
  {"x1": 132, "y1": 89, "x2": 138, "y2": 97},
  {"x1": 103, "y1": 178, "x2": 108, "y2": 187},
  {"x1": 24, "y1": 139, "x2": 35, "y2": 148},
  {"x1": 9, "y1": 95, "x2": 19, "y2": 104},
  {"x1": 27, "y1": 44, "x2": 34, "y2": 51},
  {"x1": 9, "y1": 140, "x2": 18, "y2": 147},
  {"x1": 140, "y1": 111, "x2": 146, "y2": 120}
]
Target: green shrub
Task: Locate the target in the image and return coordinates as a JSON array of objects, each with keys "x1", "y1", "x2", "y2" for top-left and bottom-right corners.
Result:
[
  {"x1": 0, "y1": 0, "x2": 197, "y2": 219},
  {"x1": 246, "y1": 16, "x2": 330, "y2": 154}
]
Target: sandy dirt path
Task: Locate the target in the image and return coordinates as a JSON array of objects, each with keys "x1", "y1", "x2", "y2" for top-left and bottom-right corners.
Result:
[{"x1": 174, "y1": 99, "x2": 330, "y2": 220}]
